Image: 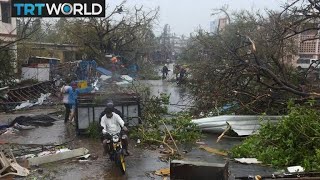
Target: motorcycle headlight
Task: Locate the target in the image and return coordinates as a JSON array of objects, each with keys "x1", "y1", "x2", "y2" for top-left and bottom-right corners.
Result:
[{"x1": 112, "y1": 135, "x2": 119, "y2": 142}]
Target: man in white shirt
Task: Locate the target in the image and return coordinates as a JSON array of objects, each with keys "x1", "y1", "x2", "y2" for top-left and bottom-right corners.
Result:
[
  {"x1": 60, "y1": 83, "x2": 72, "y2": 123},
  {"x1": 101, "y1": 106, "x2": 130, "y2": 156}
]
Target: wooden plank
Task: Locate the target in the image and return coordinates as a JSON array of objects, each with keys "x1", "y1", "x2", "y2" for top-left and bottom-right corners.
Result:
[{"x1": 28, "y1": 148, "x2": 89, "y2": 166}]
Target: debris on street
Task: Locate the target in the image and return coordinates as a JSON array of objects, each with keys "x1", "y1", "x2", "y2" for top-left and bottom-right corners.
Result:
[
  {"x1": 78, "y1": 154, "x2": 91, "y2": 160},
  {"x1": 15, "y1": 93, "x2": 51, "y2": 110},
  {"x1": 199, "y1": 145, "x2": 227, "y2": 156},
  {"x1": 195, "y1": 141, "x2": 206, "y2": 145},
  {"x1": 192, "y1": 115, "x2": 283, "y2": 136},
  {"x1": 28, "y1": 148, "x2": 89, "y2": 166},
  {"x1": 160, "y1": 149, "x2": 172, "y2": 155},
  {"x1": 0, "y1": 115, "x2": 57, "y2": 136},
  {"x1": 155, "y1": 168, "x2": 170, "y2": 176},
  {"x1": 287, "y1": 166, "x2": 304, "y2": 173},
  {"x1": 0, "y1": 149, "x2": 30, "y2": 178},
  {"x1": 9, "y1": 115, "x2": 57, "y2": 127},
  {"x1": 15, "y1": 101, "x2": 34, "y2": 110},
  {"x1": 17, "y1": 154, "x2": 36, "y2": 159},
  {"x1": 234, "y1": 158, "x2": 262, "y2": 164},
  {"x1": 1, "y1": 127, "x2": 19, "y2": 135},
  {"x1": 13, "y1": 123, "x2": 36, "y2": 130}
]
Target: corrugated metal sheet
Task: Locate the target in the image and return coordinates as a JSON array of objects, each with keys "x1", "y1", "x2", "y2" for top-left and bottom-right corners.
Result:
[{"x1": 192, "y1": 115, "x2": 283, "y2": 136}]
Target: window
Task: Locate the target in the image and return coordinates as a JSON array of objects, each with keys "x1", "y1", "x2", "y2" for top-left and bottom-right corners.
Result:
[
  {"x1": 1, "y1": 3, "x2": 11, "y2": 24},
  {"x1": 300, "y1": 54, "x2": 314, "y2": 59},
  {"x1": 297, "y1": 59, "x2": 310, "y2": 64},
  {"x1": 299, "y1": 41, "x2": 316, "y2": 53}
]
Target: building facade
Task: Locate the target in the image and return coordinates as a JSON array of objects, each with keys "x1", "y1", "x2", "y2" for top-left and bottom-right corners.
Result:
[
  {"x1": 298, "y1": 30, "x2": 320, "y2": 59},
  {"x1": 0, "y1": 0, "x2": 18, "y2": 72},
  {"x1": 170, "y1": 35, "x2": 188, "y2": 58},
  {"x1": 291, "y1": 29, "x2": 320, "y2": 69},
  {"x1": 210, "y1": 17, "x2": 229, "y2": 33},
  {"x1": 20, "y1": 42, "x2": 81, "y2": 63},
  {"x1": 210, "y1": 20, "x2": 218, "y2": 33}
]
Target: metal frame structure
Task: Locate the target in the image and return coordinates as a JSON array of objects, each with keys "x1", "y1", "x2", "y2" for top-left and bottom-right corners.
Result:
[{"x1": 75, "y1": 93, "x2": 141, "y2": 135}]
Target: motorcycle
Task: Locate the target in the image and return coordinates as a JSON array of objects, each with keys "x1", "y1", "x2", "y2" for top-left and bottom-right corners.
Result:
[{"x1": 107, "y1": 133, "x2": 126, "y2": 174}]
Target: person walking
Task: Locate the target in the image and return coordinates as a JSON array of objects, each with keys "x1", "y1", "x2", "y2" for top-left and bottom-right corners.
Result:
[
  {"x1": 162, "y1": 64, "x2": 169, "y2": 79},
  {"x1": 60, "y1": 82, "x2": 72, "y2": 123}
]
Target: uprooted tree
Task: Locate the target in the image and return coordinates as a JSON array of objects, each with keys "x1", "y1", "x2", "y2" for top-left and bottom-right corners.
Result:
[
  {"x1": 181, "y1": 0, "x2": 320, "y2": 115},
  {"x1": 231, "y1": 101, "x2": 320, "y2": 170}
]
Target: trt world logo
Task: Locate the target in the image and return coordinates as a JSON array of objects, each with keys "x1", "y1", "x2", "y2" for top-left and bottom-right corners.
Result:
[{"x1": 11, "y1": 0, "x2": 105, "y2": 17}]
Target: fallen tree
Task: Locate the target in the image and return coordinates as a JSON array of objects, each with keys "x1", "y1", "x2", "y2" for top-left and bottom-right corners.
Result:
[
  {"x1": 231, "y1": 101, "x2": 320, "y2": 171},
  {"x1": 181, "y1": 1, "x2": 320, "y2": 115},
  {"x1": 131, "y1": 94, "x2": 202, "y2": 156}
]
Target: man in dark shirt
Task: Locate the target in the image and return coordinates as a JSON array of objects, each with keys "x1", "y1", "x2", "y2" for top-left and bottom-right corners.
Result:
[{"x1": 162, "y1": 64, "x2": 169, "y2": 79}]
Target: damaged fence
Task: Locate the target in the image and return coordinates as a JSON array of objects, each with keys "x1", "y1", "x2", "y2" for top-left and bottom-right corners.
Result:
[{"x1": 0, "y1": 81, "x2": 56, "y2": 112}]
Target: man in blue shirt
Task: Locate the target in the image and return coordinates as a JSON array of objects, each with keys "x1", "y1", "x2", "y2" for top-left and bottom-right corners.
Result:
[
  {"x1": 62, "y1": 82, "x2": 92, "y2": 123},
  {"x1": 68, "y1": 82, "x2": 79, "y2": 122}
]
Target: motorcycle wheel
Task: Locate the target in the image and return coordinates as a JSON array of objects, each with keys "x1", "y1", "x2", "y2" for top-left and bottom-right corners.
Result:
[{"x1": 116, "y1": 153, "x2": 126, "y2": 174}]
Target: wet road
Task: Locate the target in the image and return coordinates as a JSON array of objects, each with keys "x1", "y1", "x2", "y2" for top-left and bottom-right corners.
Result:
[
  {"x1": 3, "y1": 119, "x2": 169, "y2": 180},
  {"x1": 28, "y1": 136, "x2": 169, "y2": 180},
  {"x1": 141, "y1": 63, "x2": 192, "y2": 113},
  {"x1": 0, "y1": 110, "x2": 169, "y2": 179}
]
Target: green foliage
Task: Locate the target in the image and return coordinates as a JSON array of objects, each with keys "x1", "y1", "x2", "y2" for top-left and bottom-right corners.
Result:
[
  {"x1": 131, "y1": 94, "x2": 202, "y2": 146},
  {"x1": 142, "y1": 95, "x2": 170, "y2": 124},
  {"x1": 86, "y1": 121, "x2": 101, "y2": 139},
  {"x1": 0, "y1": 47, "x2": 15, "y2": 87},
  {"x1": 160, "y1": 93, "x2": 170, "y2": 105},
  {"x1": 231, "y1": 102, "x2": 320, "y2": 170},
  {"x1": 168, "y1": 113, "x2": 202, "y2": 143},
  {"x1": 138, "y1": 61, "x2": 161, "y2": 80}
]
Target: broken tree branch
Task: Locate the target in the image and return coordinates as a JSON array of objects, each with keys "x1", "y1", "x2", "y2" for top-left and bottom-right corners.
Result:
[
  {"x1": 217, "y1": 122, "x2": 231, "y2": 143},
  {"x1": 162, "y1": 121, "x2": 180, "y2": 155}
]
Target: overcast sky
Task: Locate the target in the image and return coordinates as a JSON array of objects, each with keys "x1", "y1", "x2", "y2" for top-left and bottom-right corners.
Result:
[{"x1": 108, "y1": 0, "x2": 287, "y2": 36}]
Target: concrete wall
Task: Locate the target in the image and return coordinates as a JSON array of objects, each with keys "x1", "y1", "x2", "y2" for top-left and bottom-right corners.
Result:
[
  {"x1": 170, "y1": 160, "x2": 229, "y2": 180},
  {"x1": 19, "y1": 43, "x2": 80, "y2": 63}
]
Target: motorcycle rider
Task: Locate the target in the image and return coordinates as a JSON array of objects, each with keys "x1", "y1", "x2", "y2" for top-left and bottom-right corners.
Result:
[
  {"x1": 99, "y1": 100, "x2": 124, "y2": 120},
  {"x1": 100, "y1": 103, "x2": 130, "y2": 157}
]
